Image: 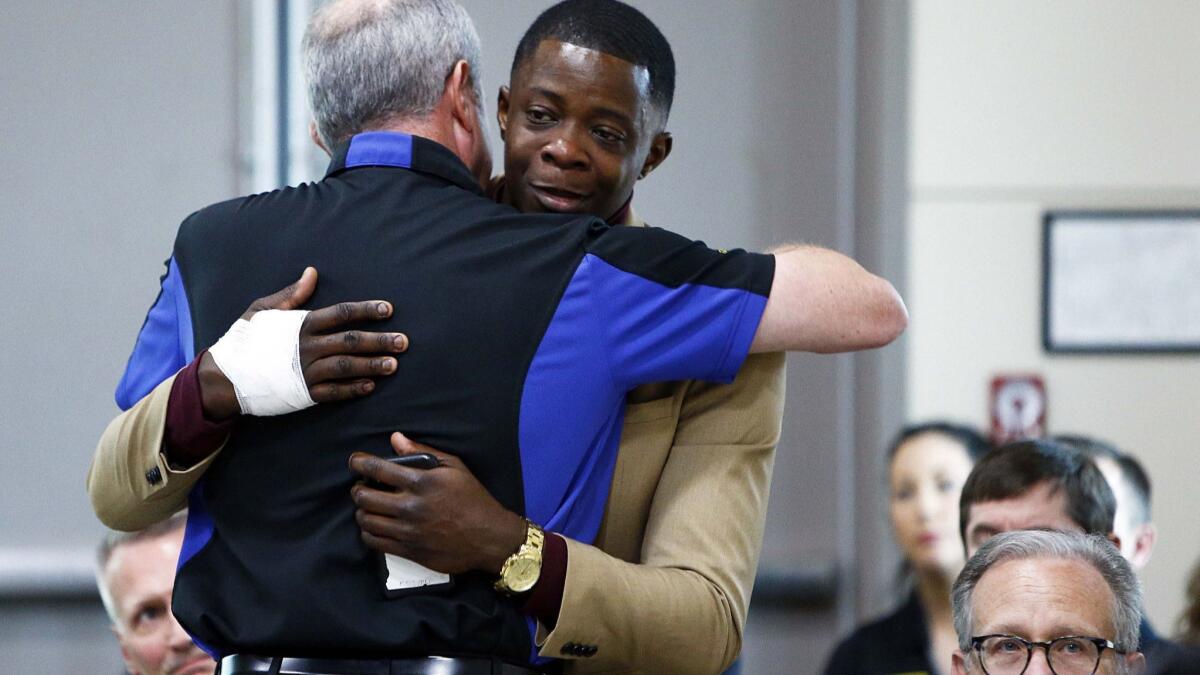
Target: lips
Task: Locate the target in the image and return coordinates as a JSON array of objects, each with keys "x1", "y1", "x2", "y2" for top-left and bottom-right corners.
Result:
[
  {"x1": 528, "y1": 182, "x2": 590, "y2": 213},
  {"x1": 917, "y1": 532, "x2": 939, "y2": 546}
]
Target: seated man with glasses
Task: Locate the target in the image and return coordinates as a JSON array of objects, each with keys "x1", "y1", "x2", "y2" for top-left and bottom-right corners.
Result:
[{"x1": 950, "y1": 529, "x2": 1146, "y2": 675}]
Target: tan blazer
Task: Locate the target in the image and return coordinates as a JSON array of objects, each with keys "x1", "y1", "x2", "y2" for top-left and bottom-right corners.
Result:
[
  {"x1": 543, "y1": 352, "x2": 784, "y2": 673},
  {"x1": 88, "y1": 354, "x2": 784, "y2": 674}
]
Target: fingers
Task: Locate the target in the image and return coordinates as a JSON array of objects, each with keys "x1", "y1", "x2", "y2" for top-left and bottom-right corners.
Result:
[
  {"x1": 304, "y1": 300, "x2": 393, "y2": 333},
  {"x1": 352, "y1": 486, "x2": 419, "y2": 521},
  {"x1": 243, "y1": 267, "x2": 318, "y2": 318},
  {"x1": 359, "y1": 530, "x2": 429, "y2": 563},
  {"x1": 348, "y1": 452, "x2": 426, "y2": 493},
  {"x1": 305, "y1": 354, "x2": 398, "y2": 386},
  {"x1": 302, "y1": 330, "x2": 408, "y2": 360},
  {"x1": 308, "y1": 378, "x2": 375, "y2": 404}
]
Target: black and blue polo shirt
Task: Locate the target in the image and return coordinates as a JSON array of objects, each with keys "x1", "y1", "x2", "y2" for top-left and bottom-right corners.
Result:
[{"x1": 116, "y1": 131, "x2": 774, "y2": 663}]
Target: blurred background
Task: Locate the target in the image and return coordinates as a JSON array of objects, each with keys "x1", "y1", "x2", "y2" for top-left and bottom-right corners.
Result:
[{"x1": 1, "y1": 1, "x2": 1197, "y2": 672}]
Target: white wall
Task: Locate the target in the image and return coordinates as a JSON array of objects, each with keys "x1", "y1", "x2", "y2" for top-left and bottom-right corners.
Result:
[
  {"x1": 908, "y1": 0, "x2": 1200, "y2": 632},
  {"x1": 0, "y1": 1, "x2": 240, "y2": 670}
]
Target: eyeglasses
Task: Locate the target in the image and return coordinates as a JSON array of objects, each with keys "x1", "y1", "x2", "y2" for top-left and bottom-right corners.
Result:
[{"x1": 970, "y1": 634, "x2": 1124, "y2": 675}]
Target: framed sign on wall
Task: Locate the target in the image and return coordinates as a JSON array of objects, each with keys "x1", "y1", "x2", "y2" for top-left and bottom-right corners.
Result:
[{"x1": 1042, "y1": 210, "x2": 1200, "y2": 353}]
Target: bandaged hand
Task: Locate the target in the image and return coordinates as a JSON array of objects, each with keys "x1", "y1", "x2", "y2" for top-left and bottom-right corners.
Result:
[{"x1": 198, "y1": 267, "x2": 409, "y2": 419}]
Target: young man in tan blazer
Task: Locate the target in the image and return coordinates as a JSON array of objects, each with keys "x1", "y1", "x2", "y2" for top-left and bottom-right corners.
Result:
[{"x1": 90, "y1": 2, "x2": 904, "y2": 672}]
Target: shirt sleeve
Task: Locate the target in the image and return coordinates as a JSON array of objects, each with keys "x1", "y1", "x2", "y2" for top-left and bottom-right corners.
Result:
[
  {"x1": 582, "y1": 225, "x2": 775, "y2": 391},
  {"x1": 114, "y1": 256, "x2": 195, "y2": 410}
]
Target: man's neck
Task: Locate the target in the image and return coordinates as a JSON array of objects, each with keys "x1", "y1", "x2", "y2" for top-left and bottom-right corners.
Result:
[{"x1": 365, "y1": 116, "x2": 451, "y2": 149}]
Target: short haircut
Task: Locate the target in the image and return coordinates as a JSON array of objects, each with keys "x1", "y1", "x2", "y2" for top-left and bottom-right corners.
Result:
[
  {"x1": 1052, "y1": 433, "x2": 1152, "y2": 525},
  {"x1": 1116, "y1": 454, "x2": 1152, "y2": 524},
  {"x1": 95, "y1": 511, "x2": 188, "y2": 627},
  {"x1": 889, "y1": 421, "x2": 993, "y2": 463},
  {"x1": 511, "y1": 0, "x2": 676, "y2": 130},
  {"x1": 952, "y1": 530, "x2": 1142, "y2": 656},
  {"x1": 958, "y1": 440, "x2": 1116, "y2": 545},
  {"x1": 302, "y1": 0, "x2": 484, "y2": 148}
]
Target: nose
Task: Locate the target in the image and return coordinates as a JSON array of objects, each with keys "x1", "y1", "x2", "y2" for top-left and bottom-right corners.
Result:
[
  {"x1": 1024, "y1": 647, "x2": 1054, "y2": 674},
  {"x1": 167, "y1": 612, "x2": 193, "y2": 651},
  {"x1": 540, "y1": 127, "x2": 588, "y2": 171},
  {"x1": 916, "y1": 487, "x2": 939, "y2": 521}
]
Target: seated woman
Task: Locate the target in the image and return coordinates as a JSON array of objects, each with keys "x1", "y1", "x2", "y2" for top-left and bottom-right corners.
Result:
[
  {"x1": 1181, "y1": 560, "x2": 1200, "y2": 647},
  {"x1": 823, "y1": 422, "x2": 991, "y2": 675}
]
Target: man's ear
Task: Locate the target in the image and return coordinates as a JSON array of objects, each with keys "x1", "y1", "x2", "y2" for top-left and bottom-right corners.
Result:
[
  {"x1": 1130, "y1": 523, "x2": 1157, "y2": 569},
  {"x1": 309, "y1": 121, "x2": 329, "y2": 156},
  {"x1": 446, "y1": 60, "x2": 480, "y2": 135},
  {"x1": 1124, "y1": 650, "x2": 1146, "y2": 674},
  {"x1": 951, "y1": 650, "x2": 968, "y2": 674},
  {"x1": 638, "y1": 132, "x2": 673, "y2": 180},
  {"x1": 497, "y1": 86, "x2": 511, "y2": 142},
  {"x1": 1107, "y1": 532, "x2": 1123, "y2": 553}
]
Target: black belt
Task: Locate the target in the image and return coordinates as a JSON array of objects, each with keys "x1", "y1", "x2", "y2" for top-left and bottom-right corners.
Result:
[{"x1": 219, "y1": 654, "x2": 548, "y2": 675}]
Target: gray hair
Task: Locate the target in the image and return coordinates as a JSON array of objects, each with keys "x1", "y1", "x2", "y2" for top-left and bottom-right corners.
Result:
[
  {"x1": 302, "y1": 0, "x2": 485, "y2": 149},
  {"x1": 951, "y1": 530, "x2": 1142, "y2": 660},
  {"x1": 95, "y1": 511, "x2": 188, "y2": 628}
]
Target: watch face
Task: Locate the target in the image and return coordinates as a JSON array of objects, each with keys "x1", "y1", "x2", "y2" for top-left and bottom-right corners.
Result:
[{"x1": 506, "y1": 555, "x2": 540, "y2": 592}]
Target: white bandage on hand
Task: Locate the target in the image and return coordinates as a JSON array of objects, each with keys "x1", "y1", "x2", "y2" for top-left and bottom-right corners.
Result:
[{"x1": 207, "y1": 309, "x2": 316, "y2": 417}]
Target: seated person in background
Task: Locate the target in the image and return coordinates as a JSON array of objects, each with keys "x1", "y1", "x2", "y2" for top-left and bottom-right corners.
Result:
[
  {"x1": 1154, "y1": 560, "x2": 1200, "y2": 674},
  {"x1": 950, "y1": 529, "x2": 1145, "y2": 675},
  {"x1": 1051, "y1": 434, "x2": 1186, "y2": 670},
  {"x1": 1182, "y1": 561, "x2": 1200, "y2": 647},
  {"x1": 959, "y1": 439, "x2": 1117, "y2": 560},
  {"x1": 1050, "y1": 435, "x2": 1157, "y2": 568},
  {"x1": 95, "y1": 511, "x2": 214, "y2": 675},
  {"x1": 959, "y1": 439, "x2": 1193, "y2": 673},
  {"x1": 824, "y1": 422, "x2": 991, "y2": 675}
]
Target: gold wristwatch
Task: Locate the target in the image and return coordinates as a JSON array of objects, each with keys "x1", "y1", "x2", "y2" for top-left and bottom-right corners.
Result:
[{"x1": 494, "y1": 520, "x2": 545, "y2": 595}]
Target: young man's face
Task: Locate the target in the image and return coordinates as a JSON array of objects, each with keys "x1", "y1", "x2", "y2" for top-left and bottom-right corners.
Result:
[{"x1": 499, "y1": 39, "x2": 670, "y2": 219}]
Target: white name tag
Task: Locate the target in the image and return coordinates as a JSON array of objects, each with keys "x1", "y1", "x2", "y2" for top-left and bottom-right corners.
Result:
[{"x1": 383, "y1": 553, "x2": 451, "y2": 591}]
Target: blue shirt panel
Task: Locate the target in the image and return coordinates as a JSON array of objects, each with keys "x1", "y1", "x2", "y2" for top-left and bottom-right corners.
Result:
[
  {"x1": 345, "y1": 131, "x2": 413, "y2": 168},
  {"x1": 518, "y1": 253, "x2": 768, "y2": 542},
  {"x1": 114, "y1": 256, "x2": 194, "y2": 409}
]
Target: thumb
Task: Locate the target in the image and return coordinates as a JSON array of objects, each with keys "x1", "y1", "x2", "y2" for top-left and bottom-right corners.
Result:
[
  {"x1": 245, "y1": 267, "x2": 318, "y2": 318},
  {"x1": 390, "y1": 432, "x2": 456, "y2": 465},
  {"x1": 279, "y1": 267, "x2": 318, "y2": 310}
]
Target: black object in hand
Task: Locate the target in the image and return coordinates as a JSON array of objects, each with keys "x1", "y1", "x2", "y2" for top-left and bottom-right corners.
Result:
[{"x1": 363, "y1": 452, "x2": 441, "y2": 489}]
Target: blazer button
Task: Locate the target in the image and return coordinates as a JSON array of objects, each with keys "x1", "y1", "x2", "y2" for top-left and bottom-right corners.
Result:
[
  {"x1": 560, "y1": 642, "x2": 579, "y2": 656},
  {"x1": 145, "y1": 467, "x2": 163, "y2": 485},
  {"x1": 583, "y1": 645, "x2": 598, "y2": 657}
]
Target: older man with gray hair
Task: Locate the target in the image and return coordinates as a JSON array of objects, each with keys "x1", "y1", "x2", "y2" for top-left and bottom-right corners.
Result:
[
  {"x1": 951, "y1": 530, "x2": 1146, "y2": 675},
  {"x1": 96, "y1": 512, "x2": 214, "y2": 675}
]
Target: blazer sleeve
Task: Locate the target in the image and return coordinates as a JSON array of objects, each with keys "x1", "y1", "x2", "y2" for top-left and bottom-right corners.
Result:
[
  {"x1": 537, "y1": 352, "x2": 786, "y2": 673},
  {"x1": 87, "y1": 373, "x2": 224, "y2": 531}
]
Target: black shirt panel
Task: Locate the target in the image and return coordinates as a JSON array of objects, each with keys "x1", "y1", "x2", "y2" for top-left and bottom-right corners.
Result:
[
  {"x1": 583, "y1": 224, "x2": 775, "y2": 296},
  {"x1": 171, "y1": 144, "x2": 592, "y2": 660}
]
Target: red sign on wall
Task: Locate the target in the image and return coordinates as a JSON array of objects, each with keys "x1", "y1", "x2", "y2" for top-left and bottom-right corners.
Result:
[{"x1": 989, "y1": 375, "x2": 1046, "y2": 445}]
